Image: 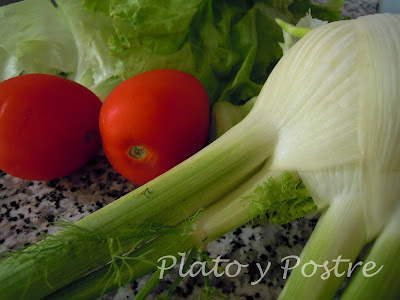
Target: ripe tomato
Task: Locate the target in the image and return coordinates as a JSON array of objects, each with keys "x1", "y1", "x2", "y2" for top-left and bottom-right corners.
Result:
[
  {"x1": 0, "y1": 74, "x2": 102, "y2": 180},
  {"x1": 99, "y1": 69, "x2": 210, "y2": 185}
]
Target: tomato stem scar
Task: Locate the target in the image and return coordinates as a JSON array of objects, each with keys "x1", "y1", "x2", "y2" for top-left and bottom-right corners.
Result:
[{"x1": 129, "y1": 145, "x2": 147, "y2": 160}]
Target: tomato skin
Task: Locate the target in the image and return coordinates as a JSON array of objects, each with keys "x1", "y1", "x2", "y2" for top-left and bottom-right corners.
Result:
[
  {"x1": 0, "y1": 74, "x2": 102, "y2": 180},
  {"x1": 100, "y1": 69, "x2": 210, "y2": 185}
]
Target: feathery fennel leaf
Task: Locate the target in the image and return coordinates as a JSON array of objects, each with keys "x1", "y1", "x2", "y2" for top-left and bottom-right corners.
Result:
[
  {"x1": 247, "y1": 171, "x2": 317, "y2": 224},
  {"x1": 0, "y1": 216, "x2": 182, "y2": 295}
]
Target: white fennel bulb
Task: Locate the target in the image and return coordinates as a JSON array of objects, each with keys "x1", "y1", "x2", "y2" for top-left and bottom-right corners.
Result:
[{"x1": 263, "y1": 14, "x2": 400, "y2": 300}]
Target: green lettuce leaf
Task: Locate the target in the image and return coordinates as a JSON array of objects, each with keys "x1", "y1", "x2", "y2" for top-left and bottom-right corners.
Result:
[
  {"x1": 0, "y1": 0, "x2": 120, "y2": 99},
  {"x1": 55, "y1": 0, "x2": 123, "y2": 98},
  {"x1": 82, "y1": 0, "x2": 343, "y2": 104},
  {"x1": 0, "y1": 0, "x2": 343, "y2": 104},
  {"x1": 0, "y1": 0, "x2": 77, "y2": 80}
]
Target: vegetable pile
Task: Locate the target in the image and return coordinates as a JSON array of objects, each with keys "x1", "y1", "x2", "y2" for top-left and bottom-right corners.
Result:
[{"x1": 1, "y1": 1, "x2": 399, "y2": 300}]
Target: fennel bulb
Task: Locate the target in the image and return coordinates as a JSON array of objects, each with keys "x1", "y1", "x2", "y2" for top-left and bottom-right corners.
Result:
[
  {"x1": 206, "y1": 12, "x2": 400, "y2": 300},
  {"x1": 273, "y1": 13, "x2": 400, "y2": 299}
]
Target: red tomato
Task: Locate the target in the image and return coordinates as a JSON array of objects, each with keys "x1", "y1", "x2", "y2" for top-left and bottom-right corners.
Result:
[
  {"x1": 99, "y1": 69, "x2": 210, "y2": 185},
  {"x1": 0, "y1": 74, "x2": 102, "y2": 180}
]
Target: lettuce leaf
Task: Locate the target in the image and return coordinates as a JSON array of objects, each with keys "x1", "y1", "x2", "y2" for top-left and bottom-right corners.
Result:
[
  {"x1": 82, "y1": 0, "x2": 343, "y2": 104},
  {"x1": 0, "y1": 0, "x2": 121, "y2": 99},
  {"x1": 0, "y1": 0, "x2": 77, "y2": 80},
  {"x1": 0, "y1": 0, "x2": 343, "y2": 103}
]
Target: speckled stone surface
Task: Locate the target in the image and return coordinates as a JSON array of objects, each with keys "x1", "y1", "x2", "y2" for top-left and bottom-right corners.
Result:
[{"x1": 0, "y1": 1, "x2": 379, "y2": 299}]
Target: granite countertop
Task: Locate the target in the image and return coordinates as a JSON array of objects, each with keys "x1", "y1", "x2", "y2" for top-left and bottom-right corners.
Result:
[{"x1": 0, "y1": 1, "x2": 380, "y2": 299}]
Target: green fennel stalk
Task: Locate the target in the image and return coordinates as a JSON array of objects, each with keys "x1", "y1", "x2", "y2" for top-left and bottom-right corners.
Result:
[
  {"x1": 45, "y1": 170, "x2": 311, "y2": 299},
  {"x1": 341, "y1": 208, "x2": 400, "y2": 300},
  {"x1": 0, "y1": 118, "x2": 273, "y2": 299}
]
